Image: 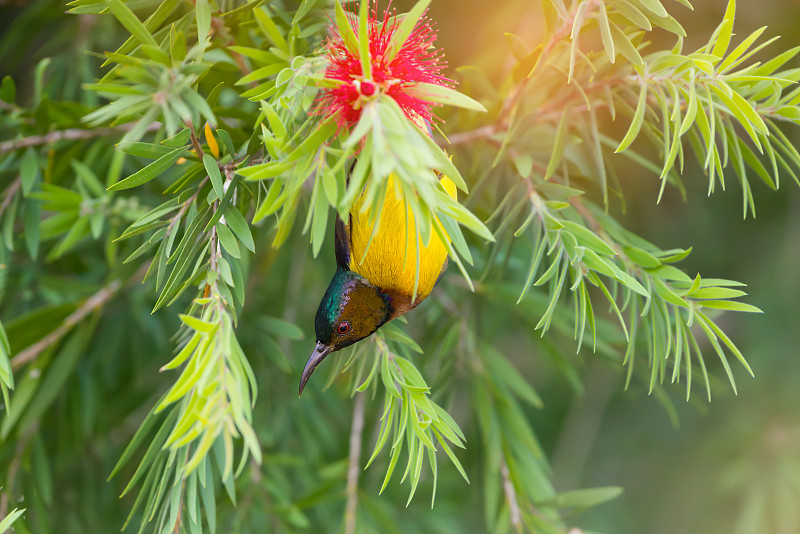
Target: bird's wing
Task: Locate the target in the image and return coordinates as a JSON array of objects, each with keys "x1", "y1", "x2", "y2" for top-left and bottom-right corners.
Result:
[
  {"x1": 435, "y1": 257, "x2": 449, "y2": 287},
  {"x1": 334, "y1": 215, "x2": 351, "y2": 269},
  {"x1": 334, "y1": 159, "x2": 357, "y2": 270}
]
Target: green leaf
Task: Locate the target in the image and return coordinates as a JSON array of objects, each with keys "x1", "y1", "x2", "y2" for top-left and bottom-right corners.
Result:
[
  {"x1": 358, "y1": 0, "x2": 371, "y2": 79},
  {"x1": 24, "y1": 199, "x2": 41, "y2": 259},
  {"x1": 120, "y1": 142, "x2": 175, "y2": 159},
  {"x1": 333, "y1": 0, "x2": 358, "y2": 54},
  {"x1": 180, "y1": 314, "x2": 215, "y2": 333},
  {"x1": 433, "y1": 429, "x2": 469, "y2": 484},
  {"x1": 689, "y1": 287, "x2": 747, "y2": 299},
  {"x1": 711, "y1": 0, "x2": 736, "y2": 59},
  {"x1": 203, "y1": 154, "x2": 224, "y2": 200},
  {"x1": 623, "y1": 245, "x2": 661, "y2": 268},
  {"x1": 223, "y1": 206, "x2": 255, "y2": 253},
  {"x1": 561, "y1": 221, "x2": 616, "y2": 256},
  {"x1": 486, "y1": 349, "x2": 543, "y2": 408},
  {"x1": 504, "y1": 32, "x2": 529, "y2": 61},
  {"x1": 546, "y1": 109, "x2": 570, "y2": 179},
  {"x1": 536, "y1": 486, "x2": 624, "y2": 508},
  {"x1": 709, "y1": 84, "x2": 764, "y2": 150},
  {"x1": 646, "y1": 265, "x2": 693, "y2": 282},
  {"x1": 17, "y1": 323, "x2": 95, "y2": 434},
  {"x1": 105, "y1": 0, "x2": 158, "y2": 48},
  {"x1": 597, "y1": 7, "x2": 615, "y2": 62},
  {"x1": 700, "y1": 300, "x2": 762, "y2": 313},
  {"x1": 216, "y1": 223, "x2": 240, "y2": 259},
  {"x1": 638, "y1": 0, "x2": 667, "y2": 17},
  {"x1": 0, "y1": 508, "x2": 25, "y2": 533},
  {"x1": 405, "y1": 83, "x2": 487, "y2": 112},
  {"x1": 196, "y1": 0, "x2": 211, "y2": 42},
  {"x1": 386, "y1": 0, "x2": 432, "y2": 62},
  {"x1": 617, "y1": 83, "x2": 648, "y2": 152},
  {"x1": 254, "y1": 6, "x2": 289, "y2": 55},
  {"x1": 259, "y1": 316, "x2": 304, "y2": 340},
  {"x1": 108, "y1": 147, "x2": 186, "y2": 191},
  {"x1": 20, "y1": 148, "x2": 39, "y2": 195},
  {"x1": 610, "y1": 22, "x2": 643, "y2": 65},
  {"x1": 0, "y1": 75, "x2": 16, "y2": 104},
  {"x1": 608, "y1": 0, "x2": 651, "y2": 30}
]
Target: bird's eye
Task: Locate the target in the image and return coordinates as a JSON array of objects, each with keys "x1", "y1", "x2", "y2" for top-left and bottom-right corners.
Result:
[{"x1": 337, "y1": 322, "x2": 350, "y2": 334}]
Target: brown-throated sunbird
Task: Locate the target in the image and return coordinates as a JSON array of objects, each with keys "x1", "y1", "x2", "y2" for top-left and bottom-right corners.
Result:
[{"x1": 299, "y1": 174, "x2": 457, "y2": 394}]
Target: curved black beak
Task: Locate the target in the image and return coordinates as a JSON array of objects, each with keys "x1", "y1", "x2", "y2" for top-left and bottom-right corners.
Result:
[{"x1": 299, "y1": 342, "x2": 333, "y2": 396}]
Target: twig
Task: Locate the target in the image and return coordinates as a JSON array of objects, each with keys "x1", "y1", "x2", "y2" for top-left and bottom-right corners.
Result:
[
  {"x1": 173, "y1": 486, "x2": 183, "y2": 534},
  {"x1": 500, "y1": 2, "x2": 586, "y2": 120},
  {"x1": 188, "y1": 122, "x2": 205, "y2": 160},
  {"x1": 0, "y1": 122, "x2": 161, "y2": 155},
  {"x1": 439, "y1": 2, "x2": 592, "y2": 150},
  {"x1": 0, "y1": 99, "x2": 15, "y2": 113},
  {"x1": 204, "y1": 194, "x2": 222, "y2": 300},
  {"x1": 344, "y1": 393, "x2": 366, "y2": 534},
  {"x1": 208, "y1": 221, "x2": 220, "y2": 276},
  {"x1": 9, "y1": 261, "x2": 148, "y2": 370},
  {"x1": 0, "y1": 177, "x2": 21, "y2": 218},
  {"x1": 570, "y1": 197, "x2": 602, "y2": 233},
  {"x1": 501, "y1": 459, "x2": 523, "y2": 534},
  {"x1": 442, "y1": 125, "x2": 497, "y2": 148}
]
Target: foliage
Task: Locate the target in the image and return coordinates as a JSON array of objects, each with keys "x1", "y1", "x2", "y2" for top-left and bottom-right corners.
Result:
[{"x1": 0, "y1": 0, "x2": 799, "y2": 532}]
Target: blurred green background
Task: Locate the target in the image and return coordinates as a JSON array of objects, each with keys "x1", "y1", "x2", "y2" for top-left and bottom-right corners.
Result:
[
  {"x1": 2, "y1": 0, "x2": 799, "y2": 532},
  {"x1": 436, "y1": 2, "x2": 800, "y2": 532}
]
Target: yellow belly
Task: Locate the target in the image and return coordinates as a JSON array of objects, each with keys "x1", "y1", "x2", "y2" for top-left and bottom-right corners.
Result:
[{"x1": 349, "y1": 175, "x2": 457, "y2": 300}]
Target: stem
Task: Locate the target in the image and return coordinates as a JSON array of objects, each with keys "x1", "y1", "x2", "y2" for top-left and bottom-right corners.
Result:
[
  {"x1": 440, "y1": 2, "x2": 604, "y2": 151},
  {"x1": 188, "y1": 122, "x2": 205, "y2": 160},
  {"x1": 0, "y1": 177, "x2": 21, "y2": 218},
  {"x1": 501, "y1": 2, "x2": 587, "y2": 119},
  {"x1": 11, "y1": 280, "x2": 122, "y2": 369},
  {"x1": 501, "y1": 459, "x2": 522, "y2": 534},
  {"x1": 444, "y1": 125, "x2": 497, "y2": 148},
  {"x1": 0, "y1": 122, "x2": 161, "y2": 155},
  {"x1": 209, "y1": 222, "x2": 219, "y2": 276},
  {"x1": 344, "y1": 393, "x2": 366, "y2": 534},
  {"x1": 11, "y1": 264, "x2": 147, "y2": 370},
  {"x1": 173, "y1": 499, "x2": 182, "y2": 534}
]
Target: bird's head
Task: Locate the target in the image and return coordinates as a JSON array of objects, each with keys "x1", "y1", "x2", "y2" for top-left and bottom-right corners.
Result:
[{"x1": 300, "y1": 268, "x2": 391, "y2": 395}]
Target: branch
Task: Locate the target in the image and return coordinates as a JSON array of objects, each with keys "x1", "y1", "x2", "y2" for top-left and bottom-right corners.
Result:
[
  {"x1": 11, "y1": 280, "x2": 122, "y2": 369},
  {"x1": 443, "y1": 125, "x2": 497, "y2": 148},
  {"x1": 0, "y1": 177, "x2": 21, "y2": 218},
  {"x1": 501, "y1": 459, "x2": 522, "y2": 534},
  {"x1": 501, "y1": 0, "x2": 590, "y2": 119},
  {"x1": 440, "y1": 2, "x2": 601, "y2": 150},
  {"x1": 208, "y1": 222, "x2": 220, "y2": 277},
  {"x1": 344, "y1": 392, "x2": 365, "y2": 534},
  {"x1": 9, "y1": 263, "x2": 147, "y2": 369},
  {"x1": 188, "y1": 122, "x2": 205, "y2": 160},
  {"x1": 0, "y1": 122, "x2": 161, "y2": 155}
]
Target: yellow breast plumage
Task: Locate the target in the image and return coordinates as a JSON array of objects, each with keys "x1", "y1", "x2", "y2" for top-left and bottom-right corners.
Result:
[{"x1": 349, "y1": 175, "x2": 457, "y2": 300}]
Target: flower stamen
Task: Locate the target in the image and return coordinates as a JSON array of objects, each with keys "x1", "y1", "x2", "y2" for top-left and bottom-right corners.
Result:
[{"x1": 314, "y1": 0, "x2": 452, "y2": 132}]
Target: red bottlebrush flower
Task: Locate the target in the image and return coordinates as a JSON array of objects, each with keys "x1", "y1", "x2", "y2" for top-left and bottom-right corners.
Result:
[{"x1": 315, "y1": 1, "x2": 452, "y2": 131}]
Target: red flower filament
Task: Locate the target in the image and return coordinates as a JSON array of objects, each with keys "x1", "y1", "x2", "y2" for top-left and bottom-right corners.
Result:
[{"x1": 316, "y1": 1, "x2": 451, "y2": 131}]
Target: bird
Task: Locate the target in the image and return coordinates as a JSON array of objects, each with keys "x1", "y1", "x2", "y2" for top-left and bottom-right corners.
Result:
[{"x1": 299, "y1": 171, "x2": 457, "y2": 395}]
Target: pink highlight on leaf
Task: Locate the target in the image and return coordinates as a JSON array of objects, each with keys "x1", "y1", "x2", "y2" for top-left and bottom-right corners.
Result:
[{"x1": 315, "y1": 1, "x2": 452, "y2": 132}]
